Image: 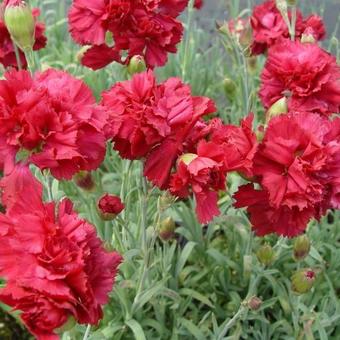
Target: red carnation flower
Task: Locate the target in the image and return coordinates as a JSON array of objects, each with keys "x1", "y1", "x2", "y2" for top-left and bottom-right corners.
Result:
[
  {"x1": 234, "y1": 112, "x2": 340, "y2": 237},
  {"x1": 260, "y1": 40, "x2": 340, "y2": 115},
  {"x1": 0, "y1": 69, "x2": 107, "y2": 178},
  {"x1": 250, "y1": 0, "x2": 303, "y2": 55},
  {"x1": 68, "y1": 0, "x2": 185, "y2": 69},
  {"x1": 234, "y1": 183, "x2": 315, "y2": 237},
  {"x1": 0, "y1": 165, "x2": 122, "y2": 339},
  {"x1": 208, "y1": 113, "x2": 258, "y2": 178},
  {"x1": 253, "y1": 112, "x2": 330, "y2": 212},
  {"x1": 101, "y1": 70, "x2": 216, "y2": 188},
  {"x1": 170, "y1": 141, "x2": 226, "y2": 224},
  {"x1": 250, "y1": 0, "x2": 325, "y2": 55},
  {"x1": 0, "y1": 6, "x2": 47, "y2": 69},
  {"x1": 98, "y1": 194, "x2": 125, "y2": 220}
]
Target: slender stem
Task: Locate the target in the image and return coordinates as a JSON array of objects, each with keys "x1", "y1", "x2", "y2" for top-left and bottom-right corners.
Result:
[
  {"x1": 82, "y1": 324, "x2": 91, "y2": 340},
  {"x1": 13, "y1": 43, "x2": 22, "y2": 70},
  {"x1": 182, "y1": 0, "x2": 195, "y2": 82},
  {"x1": 24, "y1": 48, "x2": 36, "y2": 74},
  {"x1": 290, "y1": 6, "x2": 297, "y2": 41}
]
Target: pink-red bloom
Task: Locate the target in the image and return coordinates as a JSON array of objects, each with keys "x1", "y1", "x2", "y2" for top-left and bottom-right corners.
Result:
[
  {"x1": 101, "y1": 70, "x2": 216, "y2": 188},
  {"x1": 0, "y1": 7, "x2": 47, "y2": 69},
  {"x1": 98, "y1": 193, "x2": 125, "y2": 220},
  {"x1": 68, "y1": 0, "x2": 186, "y2": 69},
  {"x1": 235, "y1": 112, "x2": 340, "y2": 237},
  {"x1": 250, "y1": 0, "x2": 325, "y2": 55},
  {"x1": 0, "y1": 69, "x2": 107, "y2": 179},
  {"x1": 0, "y1": 165, "x2": 122, "y2": 339},
  {"x1": 170, "y1": 141, "x2": 226, "y2": 224},
  {"x1": 260, "y1": 40, "x2": 340, "y2": 115}
]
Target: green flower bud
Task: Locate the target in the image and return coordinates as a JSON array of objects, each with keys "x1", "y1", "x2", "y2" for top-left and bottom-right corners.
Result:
[
  {"x1": 248, "y1": 296, "x2": 262, "y2": 311},
  {"x1": 223, "y1": 78, "x2": 237, "y2": 98},
  {"x1": 127, "y1": 55, "x2": 146, "y2": 76},
  {"x1": 4, "y1": 1, "x2": 35, "y2": 51},
  {"x1": 267, "y1": 97, "x2": 288, "y2": 121},
  {"x1": 291, "y1": 269, "x2": 315, "y2": 294},
  {"x1": 293, "y1": 234, "x2": 311, "y2": 261},
  {"x1": 159, "y1": 217, "x2": 176, "y2": 241},
  {"x1": 256, "y1": 244, "x2": 275, "y2": 266}
]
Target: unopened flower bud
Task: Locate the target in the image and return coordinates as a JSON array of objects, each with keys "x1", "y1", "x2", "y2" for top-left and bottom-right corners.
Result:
[
  {"x1": 73, "y1": 171, "x2": 95, "y2": 191},
  {"x1": 97, "y1": 194, "x2": 125, "y2": 221},
  {"x1": 248, "y1": 296, "x2": 262, "y2": 311},
  {"x1": 293, "y1": 234, "x2": 310, "y2": 261},
  {"x1": 267, "y1": 97, "x2": 288, "y2": 121},
  {"x1": 127, "y1": 55, "x2": 146, "y2": 75},
  {"x1": 4, "y1": 1, "x2": 35, "y2": 51},
  {"x1": 247, "y1": 56, "x2": 257, "y2": 74},
  {"x1": 291, "y1": 269, "x2": 315, "y2": 294},
  {"x1": 159, "y1": 217, "x2": 176, "y2": 241},
  {"x1": 223, "y1": 78, "x2": 237, "y2": 98},
  {"x1": 256, "y1": 244, "x2": 275, "y2": 266},
  {"x1": 159, "y1": 191, "x2": 175, "y2": 210},
  {"x1": 179, "y1": 153, "x2": 198, "y2": 166}
]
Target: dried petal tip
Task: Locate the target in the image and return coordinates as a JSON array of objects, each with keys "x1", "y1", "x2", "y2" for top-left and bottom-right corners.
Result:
[
  {"x1": 159, "y1": 217, "x2": 176, "y2": 241},
  {"x1": 127, "y1": 55, "x2": 146, "y2": 76},
  {"x1": 97, "y1": 194, "x2": 125, "y2": 221},
  {"x1": 4, "y1": 1, "x2": 35, "y2": 51},
  {"x1": 291, "y1": 269, "x2": 315, "y2": 294},
  {"x1": 256, "y1": 244, "x2": 275, "y2": 266},
  {"x1": 293, "y1": 234, "x2": 311, "y2": 261}
]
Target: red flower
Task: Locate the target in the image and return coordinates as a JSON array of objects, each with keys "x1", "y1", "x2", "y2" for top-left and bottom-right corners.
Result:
[
  {"x1": 101, "y1": 70, "x2": 216, "y2": 188},
  {"x1": 98, "y1": 194, "x2": 125, "y2": 220},
  {"x1": 68, "y1": 0, "x2": 185, "y2": 69},
  {"x1": 260, "y1": 40, "x2": 340, "y2": 115},
  {"x1": 233, "y1": 184, "x2": 315, "y2": 237},
  {"x1": 170, "y1": 141, "x2": 226, "y2": 224},
  {"x1": 0, "y1": 7, "x2": 47, "y2": 69},
  {"x1": 250, "y1": 0, "x2": 325, "y2": 55},
  {"x1": 0, "y1": 165, "x2": 122, "y2": 339},
  {"x1": 253, "y1": 112, "x2": 330, "y2": 211},
  {"x1": 250, "y1": 0, "x2": 303, "y2": 55},
  {"x1": 209, "y1": 113, "x2": 258, "y2": 178},
  {"x1": 0, "y1": 69, "x2": 107, "y2": 179}
]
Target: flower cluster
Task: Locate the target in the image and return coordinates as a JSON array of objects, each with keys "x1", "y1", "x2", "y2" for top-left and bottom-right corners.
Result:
[
  {"x1": 250, "y1": 0, "x2": 326, "y2": 55},
  {"x1": 68, "y1": 0, "x2": 203, "y2": 70},
  {"x1": 0, "y1": 68, "x2": 107, "y2": 179},
  {"x1": 0, "y1": 165, "x2": 122, "y2": 339},
  {"x1": 0, "y1": 4, "x2": 46, "y2": 69}
]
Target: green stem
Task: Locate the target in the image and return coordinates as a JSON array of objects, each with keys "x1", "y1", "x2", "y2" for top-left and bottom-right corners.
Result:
[
  {"x1": 13, "y1": 43, "x2": 22, "y2": 70},
  {"x1": 24, "y1": 48, "x2": 36, "y2": 74},
  {"x1": 82, "y1": 324, "x2": 91, "y2": 340},
  {"x1": 182, "y1": 0, "x2": 195, "y2": 82},
  {"x1": 290, "y1": 6, "x2": 297, "y2": 41}
]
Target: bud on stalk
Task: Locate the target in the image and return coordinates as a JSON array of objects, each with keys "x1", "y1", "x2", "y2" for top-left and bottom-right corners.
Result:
[
  {"x1": 4, "y1": 1, "x2": 35, "y2": 52},
  {"x1": 256, "y1": 244, "x2": 275, "y2": 266},
  {"x1": 127, "y1": 55, "x2": 146, "y2": 76},
  {"x1": 291, "y1": 269, "x2": 315, "y2": 294},
  {"x1": 293, "y1": 234, "x2": 310, "y2": 261},
  {"x1": 159, "y1": 217, "x2": 176, "y2": 241}
]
